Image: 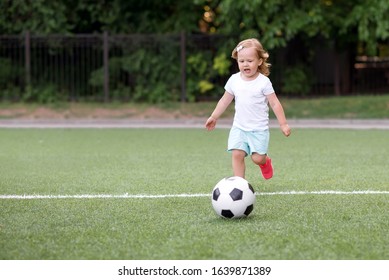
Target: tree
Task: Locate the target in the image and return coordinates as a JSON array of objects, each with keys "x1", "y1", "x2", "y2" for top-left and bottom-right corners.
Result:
[
  {"x1": 0, "y1": 0, "x2": 71, "y2": 34},
  {"x1": 0, "y1": 0, "x2": 206, "y2": 34},
  {"x1": 1, "y1": 0, "x2": 388, "y2": 99},
  {"x1": 215, "y1": 0, "x2": 389, "y2": 95},
  {"x1": 342, "y1": 0, "x2": 389, "y2": 55},
  {"x1": 216, "y1": 0, "x2": 388, "y2": 53},
  {"x1": 1, "y1": 0, "x2": 387, "y2": 50}
]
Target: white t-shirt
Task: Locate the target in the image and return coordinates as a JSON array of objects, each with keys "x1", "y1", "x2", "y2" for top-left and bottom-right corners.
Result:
[{"x1": 225, "y1": 72, "x2": 275, "y2": 131}]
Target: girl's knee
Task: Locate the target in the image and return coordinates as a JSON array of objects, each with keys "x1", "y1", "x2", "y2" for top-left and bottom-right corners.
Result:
[{"x1": 251, "y1": 153, "x2": 266, "y2": 165}]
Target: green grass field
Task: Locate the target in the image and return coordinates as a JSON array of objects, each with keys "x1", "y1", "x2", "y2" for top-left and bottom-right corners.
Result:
[{"x1": 0, "y1": 127, "x2": 388, "y2": 260}]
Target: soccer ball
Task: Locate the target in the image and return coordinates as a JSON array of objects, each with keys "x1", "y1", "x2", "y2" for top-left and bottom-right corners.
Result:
[{"x1": 211, "y1": 176, "x2": 256, "y2": 219}]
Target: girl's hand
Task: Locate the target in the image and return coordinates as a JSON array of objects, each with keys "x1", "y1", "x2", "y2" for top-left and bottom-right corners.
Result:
[
  {"x1": 280, "y1": 124, "x2": 291, "y2": 137},
  {"x1": 205, "y1": 116, "x2": 217, "y2": 131}
]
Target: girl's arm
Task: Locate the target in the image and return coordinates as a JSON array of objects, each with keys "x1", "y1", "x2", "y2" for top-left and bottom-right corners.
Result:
[
  {"x1": 205, "y1": 91, "x2": 234, "y2": 131},
  {"x1": 267, "y1": 93, "x2": 291, "y2": 137}
]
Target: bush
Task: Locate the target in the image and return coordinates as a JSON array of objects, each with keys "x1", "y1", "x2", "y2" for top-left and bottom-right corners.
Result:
[
  {"x1": 22, "y1": 84, "x2": 66, "y2": 104},
  {"x1": 88, "y1": 45, "x2": 180, "y2": 103},
  {"x1": 186, "y1": 51, "x2": 231, "y2": 101},
  {"x1": 281, "y1": 64, "x2": 313, "y2": 96}
]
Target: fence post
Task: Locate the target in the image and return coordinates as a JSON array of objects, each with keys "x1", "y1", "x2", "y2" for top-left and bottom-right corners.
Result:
[
  {"x1": 180, "y1": 31, "x2": 187, "y2": 102},
  {"x1": 103, "y1": 31, "x2": 109, "y2": 102},
  {"x1": 24, "y1": 31, "x2": 31, "y2": 91}
]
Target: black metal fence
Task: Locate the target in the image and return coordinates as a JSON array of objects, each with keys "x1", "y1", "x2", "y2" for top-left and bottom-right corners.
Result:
[{"x1": 1, "y1": 32, "x2": 388, "y2": 103}]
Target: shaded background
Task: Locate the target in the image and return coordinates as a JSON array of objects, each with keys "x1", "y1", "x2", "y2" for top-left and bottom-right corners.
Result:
[{"x1": 1, "y1": 0, "x2": 388, "y2": 103}]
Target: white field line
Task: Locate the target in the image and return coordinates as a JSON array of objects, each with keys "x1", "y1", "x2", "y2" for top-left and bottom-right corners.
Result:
[{"x1": 0, "y1": 190, "x2": 389, "y2": 199}]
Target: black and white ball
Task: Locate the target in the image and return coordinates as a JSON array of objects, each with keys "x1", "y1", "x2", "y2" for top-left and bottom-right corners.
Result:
[{"x1": 211, "y1": 176, "x2": 256, "y2": 219}]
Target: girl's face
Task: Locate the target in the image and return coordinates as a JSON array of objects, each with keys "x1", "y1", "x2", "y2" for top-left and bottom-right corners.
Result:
[{"x1": 237, "y1": 47, "x2": 263, "y2": 80}]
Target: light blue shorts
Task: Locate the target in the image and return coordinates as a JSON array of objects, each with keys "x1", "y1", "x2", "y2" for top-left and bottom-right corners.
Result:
[{"x1": 227, "y1": 126, "x2": 269, "y2": 156}]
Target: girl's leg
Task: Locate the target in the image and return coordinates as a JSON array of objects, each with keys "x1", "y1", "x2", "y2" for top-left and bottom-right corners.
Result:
[
  {"x1": 251, "y1": 153, "x2": 267, "y2": 165},
  {"x1": 251, "y1": 153, "x2": 273, "y2": 180},
  {"x1": 231, "y1": 149, "x2": 246, "y2": 178}
]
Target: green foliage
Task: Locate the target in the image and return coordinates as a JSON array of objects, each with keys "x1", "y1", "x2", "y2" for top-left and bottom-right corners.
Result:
[
  {"x1": 212, "y1": 52, "x2": 231, "y2": 76},
  {"x1": 198, "y1": 80, "x2": 214, "y2": 94},
  {"x1": 89, "y1": 43, "x2": 181, "y2": 103},
  {"x1": 186, "y1": 50, "x2": 230, "y2": 101},
  {"x1": 0, "y1": 87, "x2": 22, "y2": 102},
  {"x1": 0, "y1": 58, "x2": 15, "y2": 87},
  {"x1": 1, "y1": 0, "x2": 388, "y2": 55},
  {"x1": 187, "y1": 53, "x2": 210, "y2": 101},
  {"x1": 341, "y1": 0, "x2": 389, "y2": 55},
  {"x1": 1, "y1": 0, "x2": 389, "y2": 101},
  {"x1": 0, "y1": 0, "x2": 205, "y2": 34},
  {"x1": 0, "y1": 0, "x2": 71, "y2": 34},
  {"x1": 218, "y1": 0, "x2": 389, "y2": 53},
  {"x1": 22, "y1": 84, "x2": 65, "y2": 104},
  {"x1": 0, "y1": 58, "x2": 23, "y2": 101},
  {"x1": 218, "y1": 1, "x2": 320, "y2": 49},
  {"x1": 216, "y1": 0, "x2": 389, "y2": 96},
  {"x1": 281, "y1": 64, "x2": 313, "y2": 96},
  {"x1": 88, "y1": 57, "x2": 122, "y2": 88},
  {"x1": 122, "y1": 47, "x2": 180, "y2": 103}
]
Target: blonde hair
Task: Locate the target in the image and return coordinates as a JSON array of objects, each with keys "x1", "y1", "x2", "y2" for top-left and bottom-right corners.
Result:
[{"x1": 231, "y1": 38, "x2": 271, "y2": 76}]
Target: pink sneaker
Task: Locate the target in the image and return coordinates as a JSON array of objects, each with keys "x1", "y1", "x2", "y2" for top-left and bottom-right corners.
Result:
[{"x1": 259, "y1": 157, "x2": 273, "y2": 180}]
